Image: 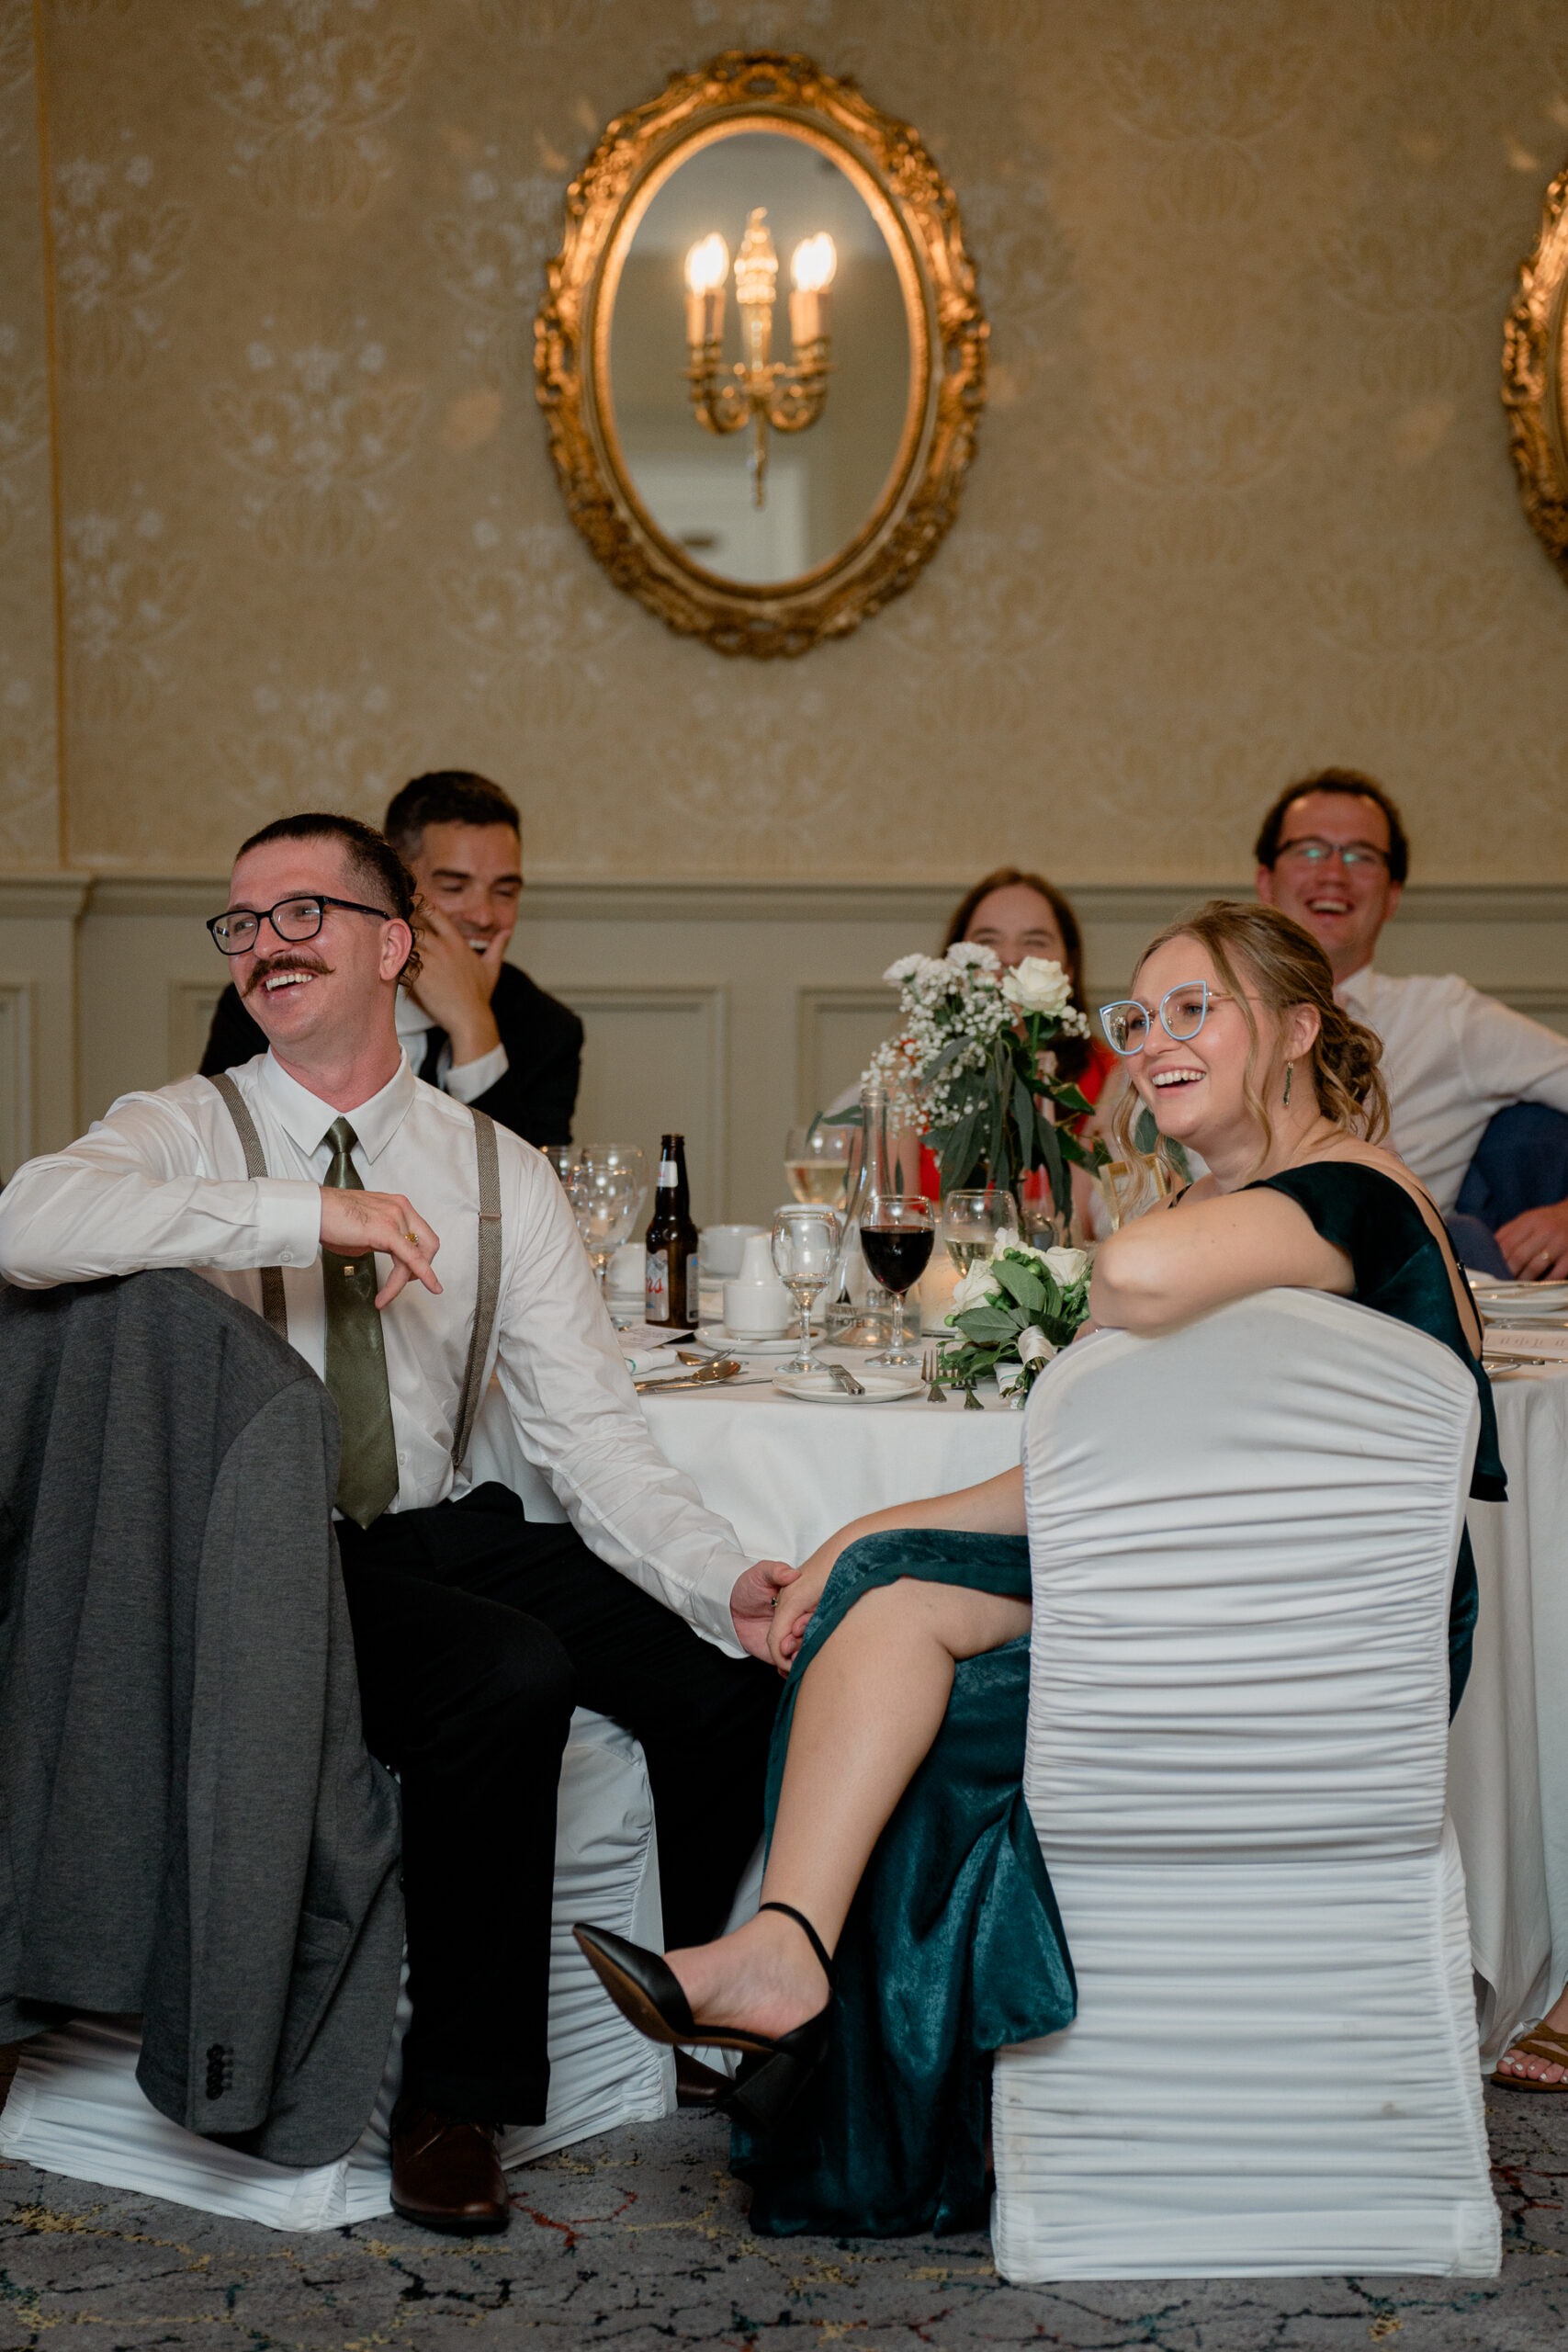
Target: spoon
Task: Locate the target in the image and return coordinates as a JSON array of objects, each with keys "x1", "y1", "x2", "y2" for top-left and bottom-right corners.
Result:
[{"x1": 634, "y1": 1358, "x2": 742, "y2": 1392}]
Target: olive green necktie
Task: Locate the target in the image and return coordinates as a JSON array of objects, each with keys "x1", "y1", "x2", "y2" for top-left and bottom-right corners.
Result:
[{"x1": 321, "y1": 1115, "x2": 400, "y2": 1528}]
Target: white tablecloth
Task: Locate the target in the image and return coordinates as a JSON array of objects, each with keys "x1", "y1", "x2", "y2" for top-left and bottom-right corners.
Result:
[
  {"x1": 471, "y1": 1351, "x2": 1568, "y2": 2062},
  {"x1": 1449, "y1": 1366, "x2": 1568, "y2": 2058}
]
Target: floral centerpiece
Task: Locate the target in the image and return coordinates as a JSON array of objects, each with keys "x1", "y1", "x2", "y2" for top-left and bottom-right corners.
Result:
[
  {"x1": 942, "y1": 1237, "x2": 1093, "y2": 1403},
  {"x1": 862, "y1": 944, "x2": 1105, "y2": 1224}
]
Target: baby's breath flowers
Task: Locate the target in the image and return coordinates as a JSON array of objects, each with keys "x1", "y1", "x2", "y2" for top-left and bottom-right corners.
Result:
[{"x1": 859, "y1": 943, "x2": 1102, "y2": 1219}]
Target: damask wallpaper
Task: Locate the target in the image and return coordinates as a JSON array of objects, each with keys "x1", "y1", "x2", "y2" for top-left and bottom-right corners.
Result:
[{"x1": 6, "y1": 0, "x2": 1568, "y2": 882}]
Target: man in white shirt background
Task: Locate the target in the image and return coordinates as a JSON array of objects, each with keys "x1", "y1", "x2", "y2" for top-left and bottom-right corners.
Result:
[
  {"x1": 1254, "y1": 768, "x2": 1568, "y2": 1282},
  {"x1": 0, "y1": 811, "x2": 794, "y2": 2236}
]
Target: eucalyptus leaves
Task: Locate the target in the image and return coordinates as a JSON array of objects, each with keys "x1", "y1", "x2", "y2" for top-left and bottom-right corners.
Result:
[{"x1": 942, "y1": 1238, "x2": 1093, "y2": 1402}]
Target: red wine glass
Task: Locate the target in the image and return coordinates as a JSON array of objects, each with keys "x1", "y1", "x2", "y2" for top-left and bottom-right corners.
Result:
[{"x1": 859, "y1": 1194, "x2": 934, "y2": 1370}]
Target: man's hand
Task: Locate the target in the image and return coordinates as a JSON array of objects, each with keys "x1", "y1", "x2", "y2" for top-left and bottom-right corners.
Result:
[
  {"x1": 319, "y1": 1189, "x2": 443, "y2": 1309},
  {"x1": 729, "y1": 1558, "x2": 800, "y2": 1664},
  {"x1": 408, "y1": 902, "x2": 505, "y2": 1068},
  {"x1": 768, "y1": 1557, "x2": 832, "y2": 1672},
  {"x1": 1495, "y1": 1195, "x2": 1568, "y2": 1283}
]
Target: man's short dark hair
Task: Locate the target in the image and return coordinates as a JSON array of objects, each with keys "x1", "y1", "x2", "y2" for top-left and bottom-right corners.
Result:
[
  {"x1": 1253, "y1": 767, "x2": 1410, "y2": 887},
  {"x1": 234, "y1": 811, "x2": 421, "y2": 978},
  {"x1": 383, "y1": 771, "x2": 520, "y2": 859}
]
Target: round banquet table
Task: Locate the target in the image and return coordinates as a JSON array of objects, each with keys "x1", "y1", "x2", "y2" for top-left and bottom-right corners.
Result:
[
  {"x1": 1448, "y1": 1363, "x2": 1568, "y2": 2059},
  {"x1": 468, "y1": 1351, "x2": 1568, "y2": 2062}
]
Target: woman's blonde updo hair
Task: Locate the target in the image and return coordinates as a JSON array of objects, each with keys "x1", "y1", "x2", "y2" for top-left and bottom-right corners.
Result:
[{"x1": 1107, "y1": 899, "x2": 1389, "y2": 1192}]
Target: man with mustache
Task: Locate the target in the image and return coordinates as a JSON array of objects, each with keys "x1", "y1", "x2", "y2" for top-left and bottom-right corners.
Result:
[
  {"x1": 1255, "y1": 767, "x2": 1568, "y2": 1279},
  {"x1": 0, "y1": 810, "x2": 792, "y2": 2235},
  {"x1": 201, "y1": 772, "x2": 582, "y2": 1149}
]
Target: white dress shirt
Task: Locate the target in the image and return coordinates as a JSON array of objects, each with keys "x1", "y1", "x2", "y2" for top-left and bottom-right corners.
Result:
[
  {"x1": 1338, "y1": 967, "x2": 1568, "y2": 1214},
  {"x1": 0, "y1": 1051, "x2": 753, "y2": 1654},
  {"x1": 394, "y1": 987, "x2": 508, "y2": 1106}
]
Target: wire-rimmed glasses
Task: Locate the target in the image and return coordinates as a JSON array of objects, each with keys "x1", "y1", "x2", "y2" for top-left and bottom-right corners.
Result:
[
  {"x1": 569, "y1": 1143, "x2": 649, "y2": 1295},
  {"x1": 772, "y1": 1205, "x2": 843, "y2": 1374},
  {"x1": 1273, "y1": 837, "x2": 1389, "y2": 873},
  {"x1": 1100, "y1": 979, "x2": 1228, "y2": 1058},
  {"x1": 207, "y1": 894, "x2": 393, "y2": 955}
]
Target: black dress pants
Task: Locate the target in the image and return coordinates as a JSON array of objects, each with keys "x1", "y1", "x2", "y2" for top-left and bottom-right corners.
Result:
[{"x1": 335, "y1": 1483, "x2": 780, "y2": 2123}]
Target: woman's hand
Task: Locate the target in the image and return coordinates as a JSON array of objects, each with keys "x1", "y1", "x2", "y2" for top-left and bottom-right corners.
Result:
[{"x1": 767, "y1": 1537, "x2": 845, "y2": 1671}]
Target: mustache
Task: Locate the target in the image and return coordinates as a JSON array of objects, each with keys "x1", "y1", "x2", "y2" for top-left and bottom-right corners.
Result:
[{"x1": 244, "y1": 953, "x2": 333, "y2": 1000}]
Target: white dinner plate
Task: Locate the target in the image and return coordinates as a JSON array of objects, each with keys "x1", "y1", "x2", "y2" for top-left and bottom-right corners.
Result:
[
  {"x1": 773, "y1": 1368, "x2": 924, "y2": 1403},
  {"x1": 695, "y1": 1323, "x2": 801, "y2": 1356},
  {"x1": 1469, "y1": 1279, "x2": 1568, "y2": 1321}
]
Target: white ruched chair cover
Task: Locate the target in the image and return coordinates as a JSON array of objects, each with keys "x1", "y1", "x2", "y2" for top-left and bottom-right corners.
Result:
[{"x1": 991, "y1": 1289, "x2": 1500, "y2": 2282}]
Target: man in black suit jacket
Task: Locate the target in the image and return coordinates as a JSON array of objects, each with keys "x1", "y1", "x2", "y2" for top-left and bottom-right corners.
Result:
[{"x1": 201, "y1": 772, "x2": 582, "y2": 1148}]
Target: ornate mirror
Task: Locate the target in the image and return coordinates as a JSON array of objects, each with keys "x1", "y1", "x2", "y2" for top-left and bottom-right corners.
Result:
[
  {"x1": 536, "y1": 52, "x2": 987, "y2": 656},
  {"x1": 1505, "y1": 159, "x2": 1568, "y2": 581}
]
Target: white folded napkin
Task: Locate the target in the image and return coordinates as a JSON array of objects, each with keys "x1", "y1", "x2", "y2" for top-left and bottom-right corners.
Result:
[{"x1": 616, "y1": 1322, "x2": 696, "y2": 1377}]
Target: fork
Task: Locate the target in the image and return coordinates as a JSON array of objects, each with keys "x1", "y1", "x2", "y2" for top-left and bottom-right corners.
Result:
[{"x1": 922, "y1": 1342, "x2": 947, "y2": 1403}]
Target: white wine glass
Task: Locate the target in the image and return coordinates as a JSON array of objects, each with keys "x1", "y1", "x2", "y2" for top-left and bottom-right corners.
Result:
[
  {"x1": 784, "y1": 1123, "x2": 852, "y2": 1209},
  {"x1": 940, "y1": 1186, "x2": 1017, "y2": 1272},
  {"x1": 772, "y1": 1204, "x2": 843, "y2": 1374}
]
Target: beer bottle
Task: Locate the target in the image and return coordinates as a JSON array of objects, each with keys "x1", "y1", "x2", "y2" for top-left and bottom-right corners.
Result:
[{"x1": 645, "y1": 1132, "x2": 700, "y2": 1328}]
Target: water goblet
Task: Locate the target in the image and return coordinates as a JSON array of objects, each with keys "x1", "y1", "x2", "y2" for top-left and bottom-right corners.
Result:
[
  {"x1": 772, "y1": 1204, "x2": 843, "y2": 1374},
  {"x1": 543, "y1": 1143, "x2": 580, "y2": 1186},
  {"x1": 859, "y1": 1195, "x2": 935, "y2": 1370},
  {"x1": 570, "y1": 1146, "x2": 646, "y2": 1295}
]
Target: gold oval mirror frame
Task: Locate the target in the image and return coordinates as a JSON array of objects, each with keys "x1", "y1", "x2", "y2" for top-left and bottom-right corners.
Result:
[
  {"x1": 535, "y1": 51, "x2": 987, "y2": 657},
  {"x1": 1504, "y1": 157, "x2": 1568, "y2": 582}
]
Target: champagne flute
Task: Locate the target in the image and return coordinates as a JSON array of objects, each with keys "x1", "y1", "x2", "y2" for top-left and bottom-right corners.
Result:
[
  {"x1": 784, "y1": 1124, "x2": 851, "y2": 1208},
  {"x1": 772, "y1": 1204, "x2": 843, "y2": 1374},
  {"x1": 859, "y1": 1194, "x2": 934, "y2": 1370},
  {"x1": 940, "y1": 1186, "x2": 1017, "y2": 1271}
]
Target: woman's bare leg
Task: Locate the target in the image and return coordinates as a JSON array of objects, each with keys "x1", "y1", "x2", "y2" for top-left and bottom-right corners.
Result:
[{"x1": 667, "y1": 1577, "x2": 1031, "y2": 2038}]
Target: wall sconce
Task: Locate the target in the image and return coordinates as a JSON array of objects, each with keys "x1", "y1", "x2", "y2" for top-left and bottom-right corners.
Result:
[{"x1": 683, "y1": 208, "x2": 836, "y2": 509}]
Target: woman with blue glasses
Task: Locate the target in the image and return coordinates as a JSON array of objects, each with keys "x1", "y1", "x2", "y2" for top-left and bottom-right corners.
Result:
[{"x1": 575, "y1": 899, "x2": 1499, "y2": 2238}]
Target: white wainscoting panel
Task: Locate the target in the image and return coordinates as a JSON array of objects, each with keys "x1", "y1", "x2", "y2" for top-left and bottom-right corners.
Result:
[
  {"x1": 794, "y1": 986, "x2": 897, "y2": 1125},
  {"x1": 554, "y1": 983, "x2": 728, "y2": 1225},
  {"x1": 169, "y1": 979, "x2": 228, "y2": 1083},
  {"x1": 0, "y1": 979, "x2": 34, "y2": 1176}
]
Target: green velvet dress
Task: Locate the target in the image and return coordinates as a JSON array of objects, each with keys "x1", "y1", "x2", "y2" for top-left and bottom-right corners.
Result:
[
  {"x1": 732, "y1": 1159, "x2": 1502, "y2": 2240},
  {"x1": 1246, "y1": 1161, "x2": 1506, "y2": 1715}
]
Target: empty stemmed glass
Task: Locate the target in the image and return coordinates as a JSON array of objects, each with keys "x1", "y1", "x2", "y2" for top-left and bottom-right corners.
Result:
[
  {"x1": 859, "y1": 1194, "x2": 935, "y2": 1369},
  {"x1": 570, "y1": 1143, "x2": 649, "y2": 1295},
  {"x1": 543, "y1": 1143, "x2": 580, "y2": 1186},
  {"x1": 772, "y1": 1204, "x2": 844, "y2": 1374}
]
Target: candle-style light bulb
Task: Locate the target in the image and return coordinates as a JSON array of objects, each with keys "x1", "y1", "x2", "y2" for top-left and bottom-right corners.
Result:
[
  {"x1": 788, "y1": 231, "x2": 836, "y2": 357},
  {"x1": 790, "y1": 232, "x2": 837, "y2": 293},
  {"x1": 684, "y1": 232, "x2": 728, "y2": 297}
]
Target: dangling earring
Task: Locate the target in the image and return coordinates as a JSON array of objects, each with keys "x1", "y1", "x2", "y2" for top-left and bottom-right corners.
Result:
[{"x1": 1283, "y1": 1061, "x2": 1293, "y2": 1107}]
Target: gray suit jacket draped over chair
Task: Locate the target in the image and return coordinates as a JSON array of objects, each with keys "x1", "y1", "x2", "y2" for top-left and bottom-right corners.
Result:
[{"x1": 0, "y1": 1269, "x2": 404, "y2": 2167}]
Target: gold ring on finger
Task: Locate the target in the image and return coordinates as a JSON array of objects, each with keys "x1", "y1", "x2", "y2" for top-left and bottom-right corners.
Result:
[{"x1": 404, "y1": 1230, "x2": 418, "y2": 1245}]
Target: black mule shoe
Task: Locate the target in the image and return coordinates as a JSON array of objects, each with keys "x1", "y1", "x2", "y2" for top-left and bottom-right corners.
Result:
[{"x1": 573, "y1": 1901, "x2": 834, "y2": 2132}]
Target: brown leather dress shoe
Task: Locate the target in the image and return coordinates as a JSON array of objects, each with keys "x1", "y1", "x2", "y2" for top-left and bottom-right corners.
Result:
[
  {"x1": 674, "y1": 2050, "x2": 731, "y2": 2109},
  {"x1": 389, "y1": 2106, "x2": 510, "y2": 2234}
]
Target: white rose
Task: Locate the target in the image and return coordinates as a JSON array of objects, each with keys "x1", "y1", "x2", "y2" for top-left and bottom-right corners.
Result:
[
  {"x1": 948, "y1": 1263, "x2": 1001, "y2": 1316},
  {"x1": 1002, "y1": 956, "x2": 1074, "y2": 1017},
  {"x1": 1041, "y1": 1244, "x2": 1090, "y2": 1288}
]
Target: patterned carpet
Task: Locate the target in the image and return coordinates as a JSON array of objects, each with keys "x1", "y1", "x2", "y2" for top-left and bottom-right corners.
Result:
[{"x1": 0, "y1": 2079, "x2": 1563, "y2": 2350}]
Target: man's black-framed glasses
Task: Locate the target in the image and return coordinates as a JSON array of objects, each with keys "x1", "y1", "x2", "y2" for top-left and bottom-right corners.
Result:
[
  {"x1": 1273, "y1": 836, "x2": 1390, "y2": 872},
  {"x1": 206, "y1": 894, "x2": 393, "y2": 956}
]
